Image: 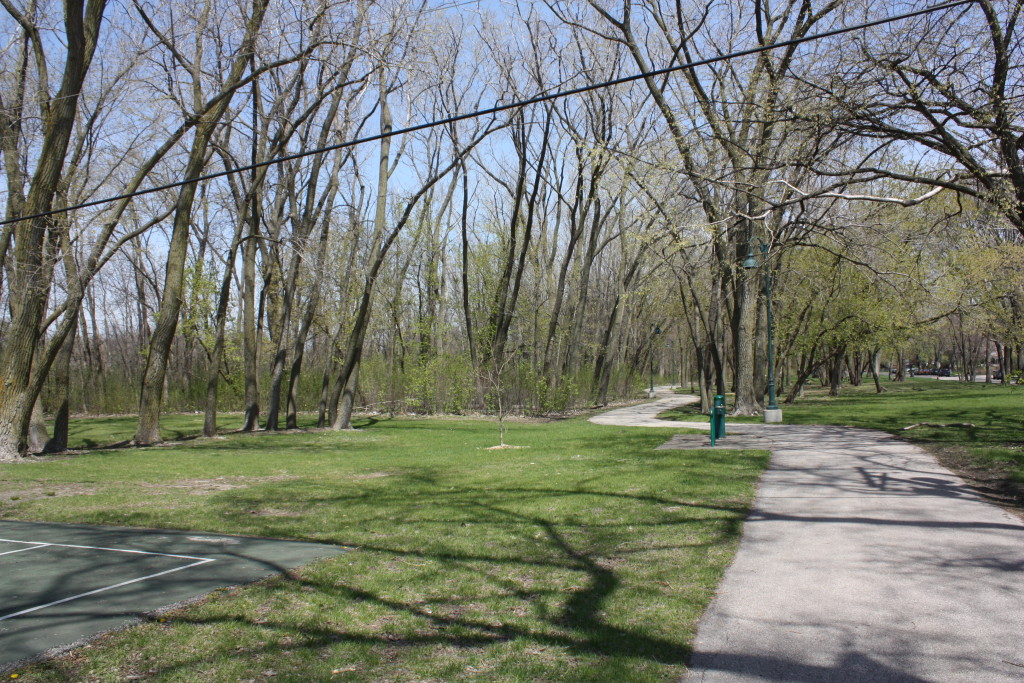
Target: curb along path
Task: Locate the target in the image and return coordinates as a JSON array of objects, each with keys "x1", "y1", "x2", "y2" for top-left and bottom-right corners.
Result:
[{"x1": 591, "y1": 388, "x2": 1024, "y2": 682}]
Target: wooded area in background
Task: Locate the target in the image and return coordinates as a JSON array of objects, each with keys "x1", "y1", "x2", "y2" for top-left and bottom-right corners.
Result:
[{"x1": 1, "y1": 0, "x2": 1021, "y2": 459}]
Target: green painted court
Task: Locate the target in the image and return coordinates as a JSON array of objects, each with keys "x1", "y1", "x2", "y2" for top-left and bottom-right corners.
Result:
[{"x1": 0, "y1": 520, "x2": 346, "y2": 672}]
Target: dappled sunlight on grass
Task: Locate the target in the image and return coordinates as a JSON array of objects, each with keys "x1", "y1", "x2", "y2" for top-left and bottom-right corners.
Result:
[{"x1": 2, "y1": 417, "x2": 768, "y2": 681}]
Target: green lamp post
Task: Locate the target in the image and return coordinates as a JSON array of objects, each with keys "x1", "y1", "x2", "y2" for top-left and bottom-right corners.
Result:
[
  {"x1": 649, "y1": 325, "x2": 661, "y2": 397},
  {"x1": 744, "y1": 241, "x2": 782, "y2": 423}
]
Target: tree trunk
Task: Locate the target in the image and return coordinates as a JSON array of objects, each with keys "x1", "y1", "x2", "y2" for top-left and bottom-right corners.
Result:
[
  {"x1": 45, "y1": 227, "x2": 85, "y2": 452},
  {"x1": 285, "y1": 296, "x2": 317, "y2": 429},
  {"x1": 592, "y1": 293, "x2": 622, "y2": 406},
  {"x1": 241, "y1": 208, "x2": 261, "y2": 430},
  {"x1": 785, "y1": 347, "x2": 821, "y2": 404},
  {"x1": 331, "y1": 84, "x2": 394, "y2": 430},
  {"x1": 265, "y1": 261, "x2": 298, "y2": 430},
  {"x1": 330, "y1": 84, "x2": 488, "y2": 429},
  {"x1": 0, "y1": 0, "x2": 107, "y2": 461},
  {"x1": 753, "y1": 294, "x2": 767, "y2": 403},
  {"x1": 321, "y1": 204, "x2": 363, "y2": 427},
  {"x1": 732, "y1": 269, "x2": 759, "y2": 414},
  {"x1": 286, "y1": 211, "x2": 335, "y2": 428},
  {"x1": 846, "y1": 351, "x2": 863, "y2": 387},
  {"x1": 696, "y1": 346, "x2": 709, "y2": 413},
  {"x1": 203, "y1": 221, "x2": 244, "y2": 437},
  {"x1": 459, "y1": 164, "x2": 477, "y2": 372},
  {"x1": 135, "y1": 0, "x2": 268, "y2": 445},
  {"x1": 483, "y1": 114, "x2": 530, "y2": 368},
  {"x1": 828, "y1": 346, "x2": 847, "y2": 397},
  {"x1": 27, "y1": 400, "x2": 49, "y2": 454},
  {"x1": 564, "y1": 196, "x2": 603, "y2": 378},
  {"x1": 541, "y1": 147, "x2": 589, "y2": 381},
  {"x1": 44, "y1": 327, "x2": 77, "y2": 453},
  {"x1": 594, "y1": 242, "x2": 646, "y2": 405},
  {"x1": 135, "y1": 131, "x2": 216, "y2": 444},
  {"x1": 870, "y1": 348, "x2": 886, "y2": 393}
]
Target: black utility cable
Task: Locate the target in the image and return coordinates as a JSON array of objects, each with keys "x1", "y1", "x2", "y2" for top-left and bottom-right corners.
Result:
[{"x1": 1, "y1": 0, "x2": 976, "y2": 227}]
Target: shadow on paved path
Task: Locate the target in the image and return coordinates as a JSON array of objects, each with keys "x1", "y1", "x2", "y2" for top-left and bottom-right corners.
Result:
[{"x1": 590, "y1": 389, "x2": 1024, "y2": 682}]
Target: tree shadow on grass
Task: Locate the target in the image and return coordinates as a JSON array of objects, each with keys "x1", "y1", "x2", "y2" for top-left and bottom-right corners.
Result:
[{"x1": 27, "y1": 480, "x2": 746, "y2": 680}]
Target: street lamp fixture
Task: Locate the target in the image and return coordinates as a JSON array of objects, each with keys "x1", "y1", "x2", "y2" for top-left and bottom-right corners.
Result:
[{"x1": 744, "y1": 241, "x2": 782, "y2": 423}]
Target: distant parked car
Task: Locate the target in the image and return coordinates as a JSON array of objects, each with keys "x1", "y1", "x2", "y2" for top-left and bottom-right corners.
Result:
[
  {"x1": 938, "y1": 368, "x2": 951, "y2": 377},
  {"x1": 993, "y1": 369, "x2": 1004, "y2": 381}
]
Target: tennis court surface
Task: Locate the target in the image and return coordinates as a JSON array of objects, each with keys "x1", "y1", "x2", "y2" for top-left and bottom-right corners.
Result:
[{"x1": 0, "y1": 519, "x2": 346, "y2": 671}]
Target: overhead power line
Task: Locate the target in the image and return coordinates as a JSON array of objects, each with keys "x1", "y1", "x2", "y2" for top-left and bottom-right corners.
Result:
[{"x1": 2, "y1": 0, "x2": 975, "y2": 228}]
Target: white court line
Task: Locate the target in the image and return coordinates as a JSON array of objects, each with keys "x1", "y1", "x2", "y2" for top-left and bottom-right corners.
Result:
[
  {"x1": 0, "y1": 536, "x2": 218, "y2": 622},
  {"x1": 0, "y1": 544, "x2": 50, "y2": 557},
  {"x1": 0, "y1": 557, "x2": 216, "y2": 622},
  {"x1": 0, "y1": 537, "x2": 211, "y2": 561},
  {"x1": 0, "y1": 543, "x2": 50, "y2": 557}
]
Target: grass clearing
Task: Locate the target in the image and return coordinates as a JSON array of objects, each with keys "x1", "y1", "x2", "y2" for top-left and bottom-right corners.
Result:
[
  {"x1": 1, "y1": 416, "x2": 767, "y2": 681},
  {"x1": 662, "y1": 380, "x2": 1024, "y2": 506}
]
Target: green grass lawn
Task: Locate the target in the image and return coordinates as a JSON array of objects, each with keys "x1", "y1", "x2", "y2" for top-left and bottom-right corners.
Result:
[
  {"x1": 662, "y1": 379, "x2": 1024, "y2": 491},
  {"x1": 1, "y1": 416, "x2": 767, "y2": 682}
]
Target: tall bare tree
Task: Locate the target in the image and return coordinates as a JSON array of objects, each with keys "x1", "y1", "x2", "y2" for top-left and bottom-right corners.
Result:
[
  {"x1": 0, "y1": 0, "x2": 108, "y2": 460},
  {"x1": 134, "y1": 0, "x2": 271, "y2": 445}
]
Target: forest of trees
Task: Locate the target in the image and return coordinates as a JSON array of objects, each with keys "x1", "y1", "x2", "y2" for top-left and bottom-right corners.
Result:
[{"x1": 0, "y1": 0, "x2": 1021, "y2": 460}]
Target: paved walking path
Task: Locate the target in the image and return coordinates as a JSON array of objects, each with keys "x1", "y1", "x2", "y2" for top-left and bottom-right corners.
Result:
[
  {"x1": 588, "y1": 386, "x2": 700, "y2": 428},
  {"x1": 591, "y1": 388, "x2": 1024, "y2": 682}
]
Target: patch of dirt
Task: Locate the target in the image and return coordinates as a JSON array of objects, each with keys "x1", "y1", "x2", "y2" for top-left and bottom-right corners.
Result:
[
  {"x1": 485, "y1": 444, "x2": 529, "y2": 450},
  {"x1": 351, "y1": 472, "x2": 392, "y2": 479},
  {"x1": 925, "y1": 443, "x2": 1024, "y2": 521},
  {"x1": 137, "y1": 475, "x2": 298, "y2": 495},
  {"x1": 247, "y1": 508, "x2": 302, "y2": 518},
  {"x1": 0, "y1": 483, "x2": 100, "y2": 503},
  {"x1": 6, "y1": 450, "x2": 92, "y2": 462}
]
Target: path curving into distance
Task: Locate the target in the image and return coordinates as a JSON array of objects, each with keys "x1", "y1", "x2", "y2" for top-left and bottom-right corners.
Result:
[
  {"x1": 591, "y1": 388, "x2": 1024, "y2": 682},
  {"x1": 588, "y1": 385, "x2": 700, "y2": 428}
]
